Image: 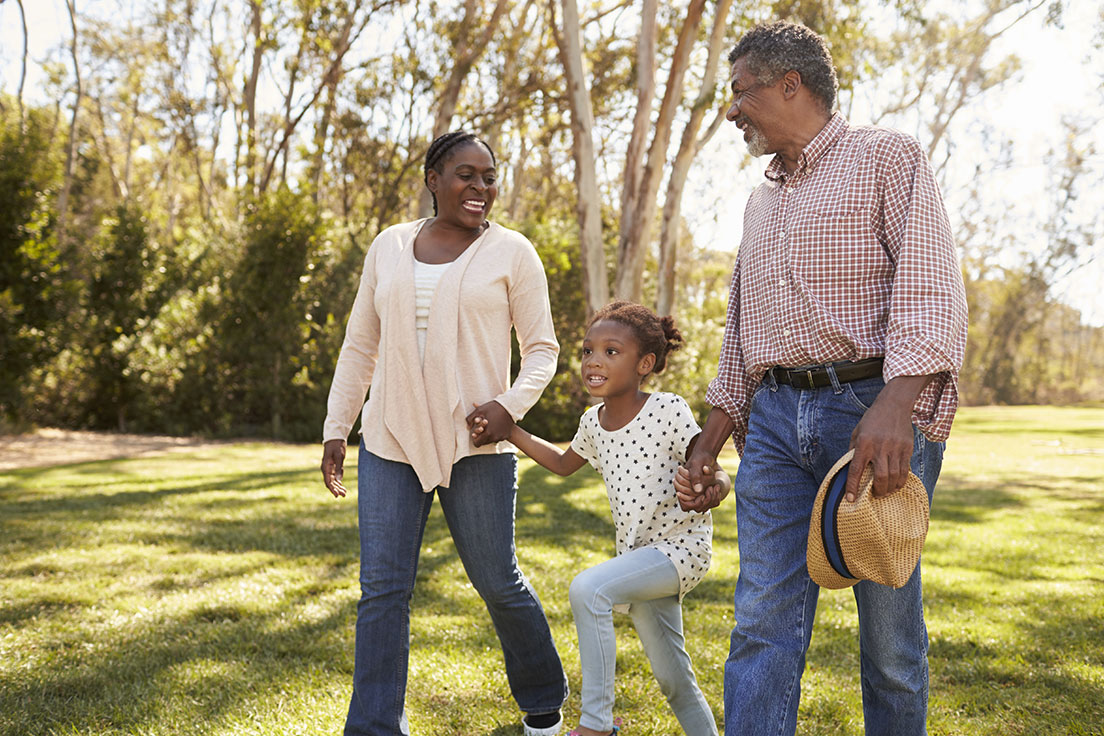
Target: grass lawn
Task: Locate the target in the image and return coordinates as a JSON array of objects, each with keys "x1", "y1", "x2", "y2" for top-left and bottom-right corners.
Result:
[{"x1": 2, "y1": 405, "x2": 1102, "y2": 735}]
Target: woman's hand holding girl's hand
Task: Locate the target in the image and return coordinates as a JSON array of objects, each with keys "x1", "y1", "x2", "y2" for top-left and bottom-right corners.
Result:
[
  {"x1": 321, "y1": 439, "x2": 348, "y2": 498},
  {"x1": 466, "y1": 401, "x2": 515, "y2": 447}
]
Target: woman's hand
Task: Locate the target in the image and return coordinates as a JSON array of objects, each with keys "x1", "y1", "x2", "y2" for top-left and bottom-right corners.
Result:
[
  {"x1": 466, "y1": 401, "x2": 515, "y2": 447},
  {"x1": 321, "y1": 439, "x2": 348, "y2": 497}
]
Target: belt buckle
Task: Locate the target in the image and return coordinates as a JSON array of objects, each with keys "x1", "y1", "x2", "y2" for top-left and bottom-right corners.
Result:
[{"x1": 805, "y1": 369, "x2": 816, "y2": 388}]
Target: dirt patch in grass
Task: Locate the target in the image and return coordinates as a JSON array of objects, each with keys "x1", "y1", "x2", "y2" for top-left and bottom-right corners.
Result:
[{"x1": 0, "y1": 428, "x2": 240, "y2": 470}]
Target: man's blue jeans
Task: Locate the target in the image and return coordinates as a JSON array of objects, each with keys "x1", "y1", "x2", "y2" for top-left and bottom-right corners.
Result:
[
  {"x1": 724, "y1": 373, "x2": 942, "y2": 736},
  {"x1": 345, "y1": 446, "x2": 567, "y2": 736}
]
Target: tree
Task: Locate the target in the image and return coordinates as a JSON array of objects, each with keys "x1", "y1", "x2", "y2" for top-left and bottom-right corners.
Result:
[
  {"x1": 549, "y1": 0, "x2": 608, "y2": 314},
  {"x1": 214, "y1": 189, "x2": 326, "y2": 438},
  {"x1": 82, "y1": 206, "x2": 167, "y2": 430},
  {"x1": 656, "y1": 0, "x2": 734, "y2": 317},
  {"x1": 56, "y1": 0, "x2": 83, "y2": 240},
  {"x1": 613, "y1": 0, "x2": 707, "y2": 303},
  {"x1": 0, "y1": 109, "x2": 67, "y2": 422}
]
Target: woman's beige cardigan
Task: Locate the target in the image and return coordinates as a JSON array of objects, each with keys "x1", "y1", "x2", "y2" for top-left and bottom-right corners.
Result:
[{"x1": 323, "y1": 219, "x2": 559, "y2": 491}]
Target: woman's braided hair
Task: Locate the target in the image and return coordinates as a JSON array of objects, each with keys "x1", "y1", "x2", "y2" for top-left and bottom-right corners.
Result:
[
  {"x1": 589, "y1": 300, "x2": 684, "y2": 375},
  {"x1": 423, "y1": 131, "x2": 497, "y2": 216}
]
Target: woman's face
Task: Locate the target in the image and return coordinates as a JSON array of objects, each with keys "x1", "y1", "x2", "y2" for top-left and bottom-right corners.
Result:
[{"x1": 429, "y1": 142, "x2": 497, "y2": 229}]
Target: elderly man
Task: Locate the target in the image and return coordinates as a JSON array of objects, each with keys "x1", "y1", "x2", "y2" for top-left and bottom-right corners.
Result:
[{"x1": 682, "y1": 20, "x2": 968, "y2": 736}]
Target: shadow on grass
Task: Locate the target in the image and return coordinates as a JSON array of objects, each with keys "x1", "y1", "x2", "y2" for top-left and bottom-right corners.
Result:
[
  {"x1": 515, "y1": 461, "x2": 614, "y2": 538},
  {"x1": 0, "y1": 456, "x2": 626, "y2": 735},
  {"x1": 0, "y1": 468, "x2": 314, "y2": 517},
  {"x1": 930, "y1": 605, "x2": 1104, "y2": 724},
  {"x1": 1, "y1": 588, "x2": 355, "y2": 736}
]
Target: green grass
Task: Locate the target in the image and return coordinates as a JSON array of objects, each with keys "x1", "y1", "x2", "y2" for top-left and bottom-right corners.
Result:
[{"x1": 2, "y1": 406, "x2": 1102, "y2": 735}]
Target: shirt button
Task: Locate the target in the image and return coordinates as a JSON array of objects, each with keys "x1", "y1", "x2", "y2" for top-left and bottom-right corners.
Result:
[
  {"x1": 778, "y1": 278, "x2": 786, "y2": 287},
  {"x1": 782, "y1": 328, "x2": 791, "y2": 336}
]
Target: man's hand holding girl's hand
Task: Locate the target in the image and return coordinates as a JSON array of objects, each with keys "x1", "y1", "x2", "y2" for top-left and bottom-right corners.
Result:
[{"x1": 675, "y1": 462, "x2": 730, "y2": 512}]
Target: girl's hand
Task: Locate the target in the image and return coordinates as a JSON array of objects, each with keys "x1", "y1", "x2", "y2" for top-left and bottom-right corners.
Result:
[
  {"x1": 676, "y1": 462, "x2": 729, "y2": 512},
  {"x1": 674, "y1": 464, "x2": 694, "y2": 496},
  {"x1": 466, "y1": 401, "x2": 514, "y2": 447},
  {"x1": 321, "y1": 439, "x2": 348, "y2": 498}
]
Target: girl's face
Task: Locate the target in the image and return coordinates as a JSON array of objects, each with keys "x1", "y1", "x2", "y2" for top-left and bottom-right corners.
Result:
[
  {"x1": 427, "y1": 142, "x2": 497, "y2": 229},
  {"x1": 580, "y1": 319, "x2": 655, "y2": 399}
]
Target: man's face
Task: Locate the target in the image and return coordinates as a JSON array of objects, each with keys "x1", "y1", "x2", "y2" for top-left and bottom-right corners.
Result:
[{"x1": 726, "y1": 56, "x2": 775, "y2": 157}]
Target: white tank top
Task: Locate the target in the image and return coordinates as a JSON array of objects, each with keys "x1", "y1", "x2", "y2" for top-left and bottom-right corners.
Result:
[{"x1": 413, "y1": 259, "x2": 452, "y2": 362}]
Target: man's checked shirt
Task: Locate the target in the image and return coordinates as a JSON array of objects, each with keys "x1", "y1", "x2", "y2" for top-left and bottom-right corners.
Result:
[{"x1": 706, "y1": 113, "x2": 968, "y2": 453}]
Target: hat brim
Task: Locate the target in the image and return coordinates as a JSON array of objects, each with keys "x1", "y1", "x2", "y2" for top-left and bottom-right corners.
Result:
[
  {"x1": 808, "y1": 451, "x2": 862, "y2": 589},
  {"x1": 808, "y1": 449, "x2": 929, "y2": 590}
]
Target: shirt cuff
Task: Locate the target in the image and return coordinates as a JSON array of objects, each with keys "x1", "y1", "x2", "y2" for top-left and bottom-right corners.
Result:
[
  {"x1": 706, "y1": 377, "x2": 750, "y2": 454},
  {"x1": 322, "y1": 417, "x2": 355, "y2": 445},
  {"x1": 883, "y1": 334, "x2": 956, "y2": 382}
]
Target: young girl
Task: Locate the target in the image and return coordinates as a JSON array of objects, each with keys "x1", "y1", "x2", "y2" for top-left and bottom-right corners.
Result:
[{"x1": 471, "y1": 301, "x2": 725, "y2": 736}]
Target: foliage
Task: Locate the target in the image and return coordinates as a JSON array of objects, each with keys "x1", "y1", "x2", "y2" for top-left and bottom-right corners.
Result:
[
  {"x1": 212, "y1": 189, "x2": 330, "y2": 439},
  {"x1": 514, "y1": 214, "x2": 593, "y2": 440},
  {"x1": 0, "y1": 107, "x2": 69, "y2": 424},
  {"x1": 79, "y1": 205, "x2": 169, "y2": 430},
  {"x1": 959, "y1": 117, "x2": 1104, "y2": 405},
  {"x1": 1, "y1": 406, "x2": 1102, "y2": 734}
]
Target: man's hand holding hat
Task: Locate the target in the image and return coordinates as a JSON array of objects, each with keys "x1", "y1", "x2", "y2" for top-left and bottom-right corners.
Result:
[{"x1": 846, "y1": 374, "x2": 934, "y2": 501}]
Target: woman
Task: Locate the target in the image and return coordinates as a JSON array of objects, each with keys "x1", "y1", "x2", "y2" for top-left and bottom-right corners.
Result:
[{"x1": 320, "y1": 131, "x2": 568, "y2": 736}]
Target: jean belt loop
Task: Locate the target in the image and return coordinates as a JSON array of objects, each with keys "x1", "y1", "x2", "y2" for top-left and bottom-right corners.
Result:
[
  {"x1": 826, "y1": 363, "x2": 844, "y2": 394},
  {"x1": 765, "y1": 368, "x2": 778, "y2": 392}
]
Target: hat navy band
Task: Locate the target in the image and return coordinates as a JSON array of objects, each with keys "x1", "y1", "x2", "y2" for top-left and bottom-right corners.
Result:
[{"x1": 821, "y1": 463, "x2": 855, "y2": 580}]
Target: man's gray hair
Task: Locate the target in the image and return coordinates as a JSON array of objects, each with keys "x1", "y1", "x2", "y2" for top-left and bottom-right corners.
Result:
[{"x1": 728, "y1": 21, "x2": 838, "y2": 113}]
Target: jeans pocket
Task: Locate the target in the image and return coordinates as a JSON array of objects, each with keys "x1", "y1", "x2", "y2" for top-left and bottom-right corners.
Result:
[
  {"x1": 748, "y1": 382, "x2": 771, "y2": 411},
  {"x1": 842, "y1": 376, "x2": 885, "y2": 412}
]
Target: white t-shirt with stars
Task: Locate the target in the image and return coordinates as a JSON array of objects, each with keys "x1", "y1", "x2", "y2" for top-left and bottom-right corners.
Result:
[{"x1": 570, "y1": 392, "x2": 713, "y2": 604}]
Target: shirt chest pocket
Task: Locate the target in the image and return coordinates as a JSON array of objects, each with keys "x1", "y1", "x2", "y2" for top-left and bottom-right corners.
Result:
[{"x1": 787, "y1": 208, "x2": 893, "y2": 288}]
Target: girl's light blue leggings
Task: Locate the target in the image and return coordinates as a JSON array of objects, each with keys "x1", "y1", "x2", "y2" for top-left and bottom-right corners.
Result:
[{"x1": 568, "y1": 546, "x2": 719, "y2": 735}]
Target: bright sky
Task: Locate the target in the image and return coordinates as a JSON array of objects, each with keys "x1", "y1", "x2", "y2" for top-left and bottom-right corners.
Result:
[{"x1": 3, "y1": 0, "x2": 1101, "y2": 324}]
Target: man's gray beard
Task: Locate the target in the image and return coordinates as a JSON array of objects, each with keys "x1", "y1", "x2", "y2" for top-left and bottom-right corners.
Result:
[{"x1": 746, "y1": 125, "x2": 769, "y2": 157}]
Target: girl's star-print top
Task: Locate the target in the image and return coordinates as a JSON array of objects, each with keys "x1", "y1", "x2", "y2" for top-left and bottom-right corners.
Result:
[{"x1": 571, "y1": 392, "x2": 713, "y2": 603}]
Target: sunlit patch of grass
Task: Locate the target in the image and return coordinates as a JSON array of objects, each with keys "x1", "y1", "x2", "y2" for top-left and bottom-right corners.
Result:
[{"x1": 1, "y1": 406, "x2": 1102, "y2": 734}]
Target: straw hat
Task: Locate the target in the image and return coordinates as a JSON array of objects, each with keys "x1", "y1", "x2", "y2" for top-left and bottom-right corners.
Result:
[{"x1": 807, "y1": 449, "x2": 929, "y2": 590}]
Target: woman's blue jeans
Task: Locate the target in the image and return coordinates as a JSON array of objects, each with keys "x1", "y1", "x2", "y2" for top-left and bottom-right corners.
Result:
[
  {"x1": 724, "y1": 374, "x2": 942, "y2": 736},
  {"x1": 345, "y1": 446, "x2": 567, "y2": 736}
]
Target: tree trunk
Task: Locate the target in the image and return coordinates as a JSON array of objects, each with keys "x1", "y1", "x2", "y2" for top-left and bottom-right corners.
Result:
[
  {"x1": 551, "y1": 0, "x2": 608, "y2": 315},
  {"x1": 618, "y1": 0, "x2": 657, "y2": 237},
  {"x1": 614, "y1": 0, "x2": 707, "y2": 302},
  {"x1": 655, "y1": 0, "x2": 735, "y2": 316},
  {"x1": 57, "y1": 0, "x2": 83, "y2": 238},
  {"x1": 243, "y1": 0, "x2": 263, "y2": 198},
  {"x1": 507, "y1": 132, "x2": 531, "y2": 221},
  {"x1": 15, "y1": 0, "x2": 27, "y2": 133}
]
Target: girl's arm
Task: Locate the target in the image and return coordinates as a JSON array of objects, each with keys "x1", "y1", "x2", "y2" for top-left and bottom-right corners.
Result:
[{"x1": 509, "y1": 424, "x2": 587, "y2": 477}]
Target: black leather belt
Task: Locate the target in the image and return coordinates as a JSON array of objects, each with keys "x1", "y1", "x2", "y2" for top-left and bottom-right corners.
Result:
[{"x1": 768, "y1": 358, "x2": 884, "y2": 390}]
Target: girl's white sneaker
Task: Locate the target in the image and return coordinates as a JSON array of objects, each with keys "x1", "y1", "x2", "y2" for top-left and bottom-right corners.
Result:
[{"x1": 522, "y1": 711, "x2": 563, "y2": 736}]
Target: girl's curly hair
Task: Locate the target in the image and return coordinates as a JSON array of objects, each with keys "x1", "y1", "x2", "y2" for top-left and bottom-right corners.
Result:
[{"x1": 589, "y1": 300, "x2": 683, "y2": 375}]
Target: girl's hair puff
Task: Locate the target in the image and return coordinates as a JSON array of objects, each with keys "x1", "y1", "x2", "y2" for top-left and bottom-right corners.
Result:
[
  {"x1": 589, "y1": 300, "x2": 683, "y2": 375},
  {"x1": 423, "y1": 131, "x2": 497, "y2": 215}
]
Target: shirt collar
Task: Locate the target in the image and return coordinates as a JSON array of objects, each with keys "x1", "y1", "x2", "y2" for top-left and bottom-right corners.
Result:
[{"x1": 765, "y1": 112, "x2": 849, "y2": 182}]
